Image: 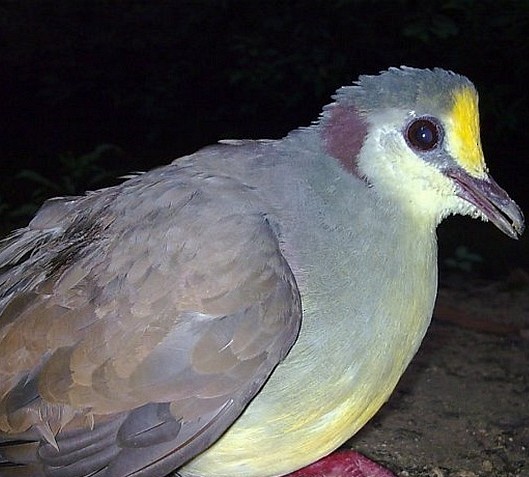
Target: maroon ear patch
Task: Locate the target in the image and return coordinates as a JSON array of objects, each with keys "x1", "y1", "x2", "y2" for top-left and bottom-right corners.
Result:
[{"x1": 322, "y1": 106, "x2": 367, "y2": 176}]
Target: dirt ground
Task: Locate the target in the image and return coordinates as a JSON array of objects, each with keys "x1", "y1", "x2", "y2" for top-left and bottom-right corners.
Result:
[{"x1": 349, "y1": 272, "x2": 529, "y2": 477}]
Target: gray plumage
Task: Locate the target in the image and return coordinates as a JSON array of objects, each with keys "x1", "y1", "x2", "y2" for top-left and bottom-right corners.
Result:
[
  {"x1": 340, "y1": 66, "x2": 474, "y2": 114},
  {"x1": 0, "y1": 67, "x2": 523, "y2": 477}
]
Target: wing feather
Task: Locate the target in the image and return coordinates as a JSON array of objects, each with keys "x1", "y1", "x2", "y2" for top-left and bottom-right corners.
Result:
[{"x1": 0, "y1": 161, "x2": 301, "y2": 476}]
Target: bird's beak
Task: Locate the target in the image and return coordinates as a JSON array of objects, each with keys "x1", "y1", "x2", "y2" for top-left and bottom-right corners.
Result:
[{"x1": 446, "y1": 168, "x2": 525, "y2": 239}]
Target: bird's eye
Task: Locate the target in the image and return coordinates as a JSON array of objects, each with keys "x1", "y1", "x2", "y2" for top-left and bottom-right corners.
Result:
[{"x1": 406, "y1": 118, "x2": 440, "y2": 152}]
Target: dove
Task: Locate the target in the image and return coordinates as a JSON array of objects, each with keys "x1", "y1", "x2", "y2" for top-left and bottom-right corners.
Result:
[{"x1": 0, "y1": 67, "x2": 523, "y2": 477}]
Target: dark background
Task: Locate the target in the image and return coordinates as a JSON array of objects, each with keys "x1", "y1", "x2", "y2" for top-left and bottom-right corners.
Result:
[{"x1": 1, "y1": 0, "x2": 528, "y2": 276}]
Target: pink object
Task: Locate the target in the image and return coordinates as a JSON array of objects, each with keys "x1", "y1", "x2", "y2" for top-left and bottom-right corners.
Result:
[{"x1": 284, "y1": 450, "x2": 397, "y2": 477}]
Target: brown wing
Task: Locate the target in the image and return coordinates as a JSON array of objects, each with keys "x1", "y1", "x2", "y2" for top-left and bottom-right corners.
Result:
[{"x1": 0, "y1": 165, "x2": 301, "y2": 477}]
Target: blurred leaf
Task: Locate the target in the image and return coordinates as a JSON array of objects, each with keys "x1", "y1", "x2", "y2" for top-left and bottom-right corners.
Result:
[
  {"x1": 444, "y1": 245, "x2": 484, "y2": 273},
  {"x1": 5, "y1": 144, "x2": 123, "y2": 227}
]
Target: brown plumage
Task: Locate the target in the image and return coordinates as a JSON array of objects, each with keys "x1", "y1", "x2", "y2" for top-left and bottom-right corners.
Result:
[
  {"x1": 0, "y1": 67, "x2": 523, "y2": 477},
  {"x1": 0, "y1": 168, "x2": 301, "y2": 476}
]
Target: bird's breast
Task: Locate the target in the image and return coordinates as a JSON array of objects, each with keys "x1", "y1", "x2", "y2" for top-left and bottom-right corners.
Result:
[{"x1": 182, "y1": 211, "x2": 438, "y2": 477}]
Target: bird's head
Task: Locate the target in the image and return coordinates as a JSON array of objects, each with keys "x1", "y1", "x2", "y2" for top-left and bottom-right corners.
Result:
[{"x1": 321, "y1": 66, "x2": 524, "y2": 238}]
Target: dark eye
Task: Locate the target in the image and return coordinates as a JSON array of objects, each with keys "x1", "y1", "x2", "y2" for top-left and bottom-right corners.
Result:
[{"x1": 406, "y1": 118, "x2": 440, "y2": 151}]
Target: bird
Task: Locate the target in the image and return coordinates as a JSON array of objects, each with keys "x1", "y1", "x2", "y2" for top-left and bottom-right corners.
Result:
[{"x1": 0, "y1": 67, "x2": 524, "y2": 477}]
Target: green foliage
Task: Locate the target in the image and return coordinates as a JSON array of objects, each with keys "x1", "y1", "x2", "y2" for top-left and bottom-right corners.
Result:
[
  {"x1": 444, "y1": 245, "x2": 484, "y2": 273},
  {"x1": 1, "y1": 145, "x2": 122, "y2": 232},
  {"x1": 18, "y1": 144, "x2": 120, "y2": 197}
]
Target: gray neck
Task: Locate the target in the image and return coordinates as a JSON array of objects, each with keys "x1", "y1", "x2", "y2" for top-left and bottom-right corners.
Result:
[{"x1": 258, "y1": 127, "x2": 439, "y2": 374}]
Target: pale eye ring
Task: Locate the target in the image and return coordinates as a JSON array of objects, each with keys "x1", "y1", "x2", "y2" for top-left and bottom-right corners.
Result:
[{"x1": 406, "y1": 117, "x2": 441, "y2": 152}]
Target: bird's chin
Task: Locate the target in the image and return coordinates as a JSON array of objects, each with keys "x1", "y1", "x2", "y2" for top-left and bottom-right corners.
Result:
[{"x1": 445, "y1": 168, "x2": 525, "y2": 239}]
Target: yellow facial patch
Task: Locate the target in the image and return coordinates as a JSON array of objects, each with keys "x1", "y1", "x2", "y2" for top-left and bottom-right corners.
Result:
[{"x1": 445, "y1": 87, "x2": 486, "y2": 177}]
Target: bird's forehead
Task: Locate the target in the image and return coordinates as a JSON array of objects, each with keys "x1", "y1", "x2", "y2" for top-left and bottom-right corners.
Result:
[{"x1": 444, "y1": 86, "x2": 486, "y2": 177}]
